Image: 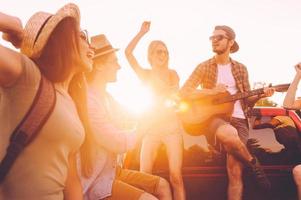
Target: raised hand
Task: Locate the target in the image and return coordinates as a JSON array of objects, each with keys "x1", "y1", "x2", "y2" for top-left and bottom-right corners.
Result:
[
  {"x1": 139, "y1": 21, "x2": 151, "y2": 35},
  {"x1": 2, "y1": 32, "x2": 23, "y2": 49},
  {"x1": 1, "y1": 16, "x2": 23, "y2": 49},
  {"x1": 295, "y1": 63, "x2": 301, "y2": 78}
]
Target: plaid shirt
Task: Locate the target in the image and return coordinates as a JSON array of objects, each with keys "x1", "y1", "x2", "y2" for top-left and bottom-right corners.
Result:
[{"x1": 180, "y1": 57, "x2": 251, "y2": 118}]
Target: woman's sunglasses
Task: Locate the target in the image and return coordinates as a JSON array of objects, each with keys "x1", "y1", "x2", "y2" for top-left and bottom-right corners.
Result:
[{"x1": 80, "y1": 29, "x2": 91, "y2": 45}]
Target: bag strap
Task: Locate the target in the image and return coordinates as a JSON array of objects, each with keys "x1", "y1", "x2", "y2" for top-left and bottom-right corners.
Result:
[{"x1": 0, "y1": 75, "x2": 56, "y2": 182}]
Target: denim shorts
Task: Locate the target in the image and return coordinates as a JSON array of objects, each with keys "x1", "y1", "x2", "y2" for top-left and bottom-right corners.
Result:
[{"x1": 206, "y1": 117, "x2": 249, "y2": 146}]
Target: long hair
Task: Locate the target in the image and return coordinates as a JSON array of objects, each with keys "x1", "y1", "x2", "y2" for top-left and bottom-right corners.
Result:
[
  {"x1": 147, "y1": 40, "x2": 169, "y2": 68},
  {"x1": 69, "y1": 74, "x2": 95, "y2": 178},
  {"x1": 36, "y1": 18, "x2": 80, "y2": 82},
  {"x1": 35, "y1": 17, "x2": 95, "y2": 178}
]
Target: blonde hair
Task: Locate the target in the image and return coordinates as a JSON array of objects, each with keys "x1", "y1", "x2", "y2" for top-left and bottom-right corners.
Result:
[{"x1": 147, "y1": 40, "x2": 169, "y2": 68}]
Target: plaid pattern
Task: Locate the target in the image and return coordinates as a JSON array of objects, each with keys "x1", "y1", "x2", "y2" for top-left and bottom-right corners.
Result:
[{"x1": 180, "y1": 57, "x2": 251, "y2": 117}]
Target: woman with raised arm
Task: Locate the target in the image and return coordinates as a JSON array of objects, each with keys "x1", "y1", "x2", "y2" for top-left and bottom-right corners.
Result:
[
  {"x1": 283, "y1": 63, "x2": 301, "y2": 200},
  {"x1": 0, "y1": 3, "x2": 95, "y2": 200},
  {"x1": 125, "y1": 21, "x2": 186, "y2": 200},
  {"x1": 283, "y1": 64, "x2": 301, "y2": 109}
]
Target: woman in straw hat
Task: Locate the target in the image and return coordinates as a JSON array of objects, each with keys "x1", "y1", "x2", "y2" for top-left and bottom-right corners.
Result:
[
  {"x1": 0, "y1": 3, "x2": 95, "y2": 200},
  {"x1": 125, "y1": 21, "x2": 186, "y2": 200}
]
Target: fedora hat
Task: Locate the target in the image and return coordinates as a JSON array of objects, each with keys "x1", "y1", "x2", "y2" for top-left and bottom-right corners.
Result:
[
  {"x1": 21, "y1": 3, "x2": 80, "y2": 59},
  {"x1": 91, "y1": 34, "x2": 118, "y2": 59}
]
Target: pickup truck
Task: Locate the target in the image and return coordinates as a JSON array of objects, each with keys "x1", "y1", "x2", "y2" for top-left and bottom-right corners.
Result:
[{"x1": 125, "y1": 107, "x2": 301, "y2": 200}]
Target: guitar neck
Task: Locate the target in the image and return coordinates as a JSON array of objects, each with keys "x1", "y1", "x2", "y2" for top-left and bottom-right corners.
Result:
[{"x1": 214, "y1": 88, "x2": 264, "y2": 104}]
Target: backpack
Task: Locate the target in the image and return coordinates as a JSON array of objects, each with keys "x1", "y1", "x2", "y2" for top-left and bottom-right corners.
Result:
[{"x1": 0, "y1": 75, "x2": 56, "y2": 182}]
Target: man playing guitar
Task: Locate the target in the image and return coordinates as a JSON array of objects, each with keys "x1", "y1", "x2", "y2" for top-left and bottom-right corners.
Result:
[{"x1": 180, "y1": 25, "x2": 274, "y2": 200}]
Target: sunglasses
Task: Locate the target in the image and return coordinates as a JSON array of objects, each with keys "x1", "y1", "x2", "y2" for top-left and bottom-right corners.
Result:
[
  {"x1": 209, "y1": 35, "x2": 229, "y2": 42},
  {"x1": 155, "y1": 49, "x2": 168, "y2": 56},
  {"x1": 80, "y1": 29, "x2": 91, "y2": 45}
]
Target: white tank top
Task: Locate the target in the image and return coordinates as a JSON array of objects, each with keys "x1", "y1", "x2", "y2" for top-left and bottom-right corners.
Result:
[{"x1": 217, "y1": 63, "x2": 245, "y2": 119}]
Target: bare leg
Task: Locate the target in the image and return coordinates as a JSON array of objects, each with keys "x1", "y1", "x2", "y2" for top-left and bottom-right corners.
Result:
[
  {"x1": 216, "y1": 123, "x2": 271, "y2": 191},
  {"x1": 165, "y1": 134, "x2": 186, "y2": 200},
  {"x1": 216, "y1": 124, "x2": 253, "y2": 163},
  {"x1": 227, "y1": 154, "x2": 243, "y2": 200},
  {"x1": 140, "y1": 136, "x2": 172, "y2": 200},
  {"x1": 155, "y1": 178, "x2": 173, "y2": 200},
  {"x1": 139, "y1": 193, "x2": 158, "y2": 200},
  {"x1": 140, "y1": 136, "x2": 161, "y2": 173},
  {"x1": 293, "y1": 165, "x2": 301, "y2": 200}
]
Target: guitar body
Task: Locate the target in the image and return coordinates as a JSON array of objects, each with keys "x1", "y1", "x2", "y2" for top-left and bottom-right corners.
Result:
[
  {"x1": 179, "y1": 92, "x2": 234, "y2": 135},
  {"x1": 178, "y1": 83, "x2": 290, "y2": 136}
]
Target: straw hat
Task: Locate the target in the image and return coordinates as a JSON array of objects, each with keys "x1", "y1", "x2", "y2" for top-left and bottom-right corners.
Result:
[
  {"x1": 91, "y1": 34, "x2": 118, "y2": 59},
  {"x1": 21, "y1": 3, "x2": 80, "y2": 59}
]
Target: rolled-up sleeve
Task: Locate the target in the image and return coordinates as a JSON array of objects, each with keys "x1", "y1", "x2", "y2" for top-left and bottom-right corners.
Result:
[{"x1": 180, "y1": 64, "x2": 204, "y2": 97}]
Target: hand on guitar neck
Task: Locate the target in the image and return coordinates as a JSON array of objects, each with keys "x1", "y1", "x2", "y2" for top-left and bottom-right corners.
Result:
[
  {"x1": 247, "y1": 86, "x2": 275, "y2": 107},
  {"x1": 254, "y1": 85, "x2": 275, "y2": 99}
]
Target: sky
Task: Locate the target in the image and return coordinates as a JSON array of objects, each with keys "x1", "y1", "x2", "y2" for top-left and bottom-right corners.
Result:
[
  {"x1": 1, "y1": 0, "x2": 301, "y2": 112},
  {"x1": 2, "y1": 0, "x2": 299, "y2": 150}
]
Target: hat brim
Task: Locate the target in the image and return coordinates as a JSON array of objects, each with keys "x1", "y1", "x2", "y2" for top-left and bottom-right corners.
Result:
[
  {"x1": 21, "y1": 12, "x2": 52, "y2": 57},
  {"x1": 22, "y1": 3, "x2": 80, "y2": 59},
  {"x1": 230, "y1": 41, "x2": 239, "y2": 53},
  {"x1": 34, "y1": 3, "x2": 80, "y2": 58},
  {"x1": 93, "y1": 48, "x2": 119, "y2": 59}
]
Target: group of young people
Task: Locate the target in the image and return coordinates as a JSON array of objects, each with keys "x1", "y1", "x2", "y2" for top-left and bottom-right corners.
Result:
[
  {"x1": 1, "y1": 3, "x2": 301, "y2": 200},
  {"x1": 0, "y1": 3, "x2": 182, "y2": 200}
]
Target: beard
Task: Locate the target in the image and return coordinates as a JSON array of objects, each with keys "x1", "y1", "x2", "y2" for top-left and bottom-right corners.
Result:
[
  {"x1": 212, "y1": 47, "x2": 227, "y2": 55},
  {"x1": 212, "y1": 41, "x2": 230, "y2": 55}
]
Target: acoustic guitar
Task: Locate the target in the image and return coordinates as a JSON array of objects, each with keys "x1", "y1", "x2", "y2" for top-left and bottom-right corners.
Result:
[{"x1": 178, "y1": 84, "x2": 290, "y2": 135}]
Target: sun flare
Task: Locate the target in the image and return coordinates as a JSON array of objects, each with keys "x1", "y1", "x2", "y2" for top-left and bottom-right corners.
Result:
[{"x1": 110, "y1": 83, "x2": 155, "y2": 115}]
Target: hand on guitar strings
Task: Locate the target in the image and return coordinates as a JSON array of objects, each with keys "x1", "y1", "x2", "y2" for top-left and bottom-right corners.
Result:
[{"x1": 211, "y1": 84, "x2": 228, "y2": 95}]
